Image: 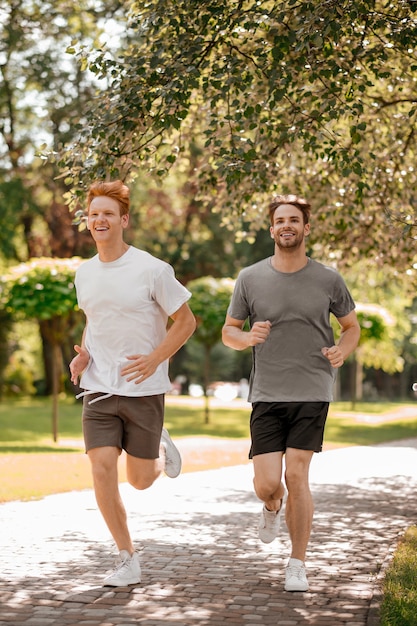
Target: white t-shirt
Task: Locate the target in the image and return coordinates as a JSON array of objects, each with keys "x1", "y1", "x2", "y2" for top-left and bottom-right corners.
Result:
[{"x1": 75, "y1": 246, "x2": 191, "y2": 397}]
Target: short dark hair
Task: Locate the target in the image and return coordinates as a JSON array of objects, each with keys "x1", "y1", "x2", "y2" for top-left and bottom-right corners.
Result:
[{"x1": 268, "y1": 194, "x2": 311, "y2": 225}]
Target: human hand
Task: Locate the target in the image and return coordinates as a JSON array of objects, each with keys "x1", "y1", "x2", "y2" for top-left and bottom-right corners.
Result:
[
  {"x1": 69, "y1": 345, "x2": 90, "y2": 385},
  {"x1": 121, "y1": 354, "x2": 158, "y2": 384},
  {"x1": 249, "y1": 320, "x2": 272, "y2": 346},
  {"x1": 321, "y1": 345, "x2": 344, "y2": 368}
]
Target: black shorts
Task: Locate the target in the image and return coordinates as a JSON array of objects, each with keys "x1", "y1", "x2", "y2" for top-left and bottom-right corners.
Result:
[
  {"x1": 82, "y1": 393, "x2": 164, "y2": 459},
  {"x1": 249, "y1": 401, "x2": 329, "y2": 458}
]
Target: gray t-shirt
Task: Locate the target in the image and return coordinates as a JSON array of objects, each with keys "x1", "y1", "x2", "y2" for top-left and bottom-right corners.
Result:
[{"x1": 227, "y1": 257, "x2": 356, "y2": 402}]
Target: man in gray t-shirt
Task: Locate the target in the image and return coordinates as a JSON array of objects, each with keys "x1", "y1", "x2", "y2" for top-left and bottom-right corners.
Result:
[{"x1": 222, "y1": 194, "x2": 360, "y2": 593}]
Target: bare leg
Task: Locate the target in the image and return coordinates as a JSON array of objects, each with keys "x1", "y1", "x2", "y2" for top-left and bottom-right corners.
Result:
[
  {"x1": 88, "y1": 445, "x2": 166, "y2": 554},
  {"x1": 252, "y1": 451, "x2": 286, "y2": 511},
  {"x1": 125, "y1": 452, "x2": 164, "y2": 489},
  {"x1": 284, "y1": 448, "x2": 314, "y2": 561},
  {"x1": 88, "y1": 446, "x2": 134, "y2": 553}
]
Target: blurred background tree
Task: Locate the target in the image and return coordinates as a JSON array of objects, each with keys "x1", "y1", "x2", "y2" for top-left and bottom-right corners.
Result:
[
  {"x1": 188, "y1": 276, "x2": 235, "y2": 423},
  {"x1": 1, "y1": 257, "x2": 83, "y2": 439},
  {"x1": 0, "y1": 0, "x2": 124, "y2": 391}
]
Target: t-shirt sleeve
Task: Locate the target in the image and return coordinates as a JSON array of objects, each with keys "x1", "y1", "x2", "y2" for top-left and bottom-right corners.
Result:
[
  {"x1": 227, "y1": 273, "x2": 250, "y2": 321},
  {"x1": 330, "y1": 274, "x2": 356, "y2": 318},
  {"x1": 152, "y1": 264, "x2": 191, "y2": 316}
]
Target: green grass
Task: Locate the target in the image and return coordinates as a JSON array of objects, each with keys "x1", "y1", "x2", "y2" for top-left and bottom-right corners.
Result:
[
  {"x1": 380, "y1": 526, "x2": 417, "y2": 626},
  {"x1": 0, "y1": 395, "x2": 255, "y2": 451},
  {"x1": 330, "y1": 401, "x2": 408, "y2": 414},
  {"x1": 324, "y1": 416, "x2": 417, "y2": 447},
  {"x1": 0, "y1": 395, "x2": 84, "y2": 451},
  {"x1": 0, "y1": 396, "x2": 416, "y2": 452}
]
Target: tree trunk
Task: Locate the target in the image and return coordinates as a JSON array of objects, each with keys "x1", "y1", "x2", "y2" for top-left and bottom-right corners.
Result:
[
  {"x1": 349, "y1": 356, "x2": 363, "y2": 409},
  {"x1": 39, "y1": 317, "x2": 65, "y2": 441},
  {"x1": 51, "y1": 343, "x2": 60, "y2": 442},
  {"x1": 203, "y1": 345, "x2": 211, "y2": 424}
]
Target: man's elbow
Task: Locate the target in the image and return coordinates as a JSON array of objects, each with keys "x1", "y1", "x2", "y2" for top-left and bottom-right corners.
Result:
[
  {"x1": 190, "y1": 315, "x2": 197, "y2": 336},
  {"x1": 221, "y1": 327, "x2": 227, "y2": 347},
  {"x1": 184, "y1": 313, "x2": 196, "y2": 339},
  {"x1": 354, "y1": 325, "x2": 361, "y2": 349},
  {"x1": 222, "y1": 325, "x2": 239, "y2": 350}
]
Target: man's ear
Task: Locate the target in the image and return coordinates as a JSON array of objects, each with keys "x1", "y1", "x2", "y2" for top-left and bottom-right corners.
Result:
[{"x1": 121, "y1": 213, "x2": 129, "y2": 228}]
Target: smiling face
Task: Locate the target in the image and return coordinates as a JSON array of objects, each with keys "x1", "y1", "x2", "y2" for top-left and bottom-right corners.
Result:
[
  {"x1": 270, "y1": 204, "x2": 310, "y2": 251},
  {"x1": 87, "y1": 196, "x2": 129, "y2": 246}
]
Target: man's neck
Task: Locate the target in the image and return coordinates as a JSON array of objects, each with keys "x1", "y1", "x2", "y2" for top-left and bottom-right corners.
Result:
[
  {"x1": 97, "y1": 242, "x2": 130, "y2": 263},
  {"x1": 271, "y1": 248, "x2": 308, "y2": 273}
]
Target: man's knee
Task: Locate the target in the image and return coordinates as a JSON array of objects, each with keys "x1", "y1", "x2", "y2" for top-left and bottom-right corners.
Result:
[
  {"x1": 127, "y1": 474, "x2": 156, "y2": 490},
  {"x1": 284, "y1": 461, "x2": 312, "y2": 492},
  {"x1": 254, "y1": 475, "x2": 282, "y2": 501},
  {"x1": 126, "y1": 457, "x2": 161, "y2": 490},
  {"x1": 88, "y1": 447, "x2": 119, "y2": 481},
  {"x1": 284, "y1": 466, "x2": 305, "y2": 490},
  {"x1": 284, "y1": 449, "x2": 313, "y2": 485}
]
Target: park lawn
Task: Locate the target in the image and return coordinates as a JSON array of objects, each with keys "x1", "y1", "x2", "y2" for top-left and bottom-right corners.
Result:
[
  {"x1": 0, "y1": 395, "x2": 416, "y2": 447},
  {"x1": 0, "y1": 395, "x2": 417, "y2": 502}
]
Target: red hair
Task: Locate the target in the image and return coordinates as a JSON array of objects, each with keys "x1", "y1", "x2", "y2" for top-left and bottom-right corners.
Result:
[{"x1": 87, "y1": 180, "x2": 130, "y2": 216}]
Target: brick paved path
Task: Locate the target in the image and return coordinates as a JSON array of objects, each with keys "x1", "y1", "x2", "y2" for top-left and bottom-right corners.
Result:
[{"x1": 1, "y1": 441, "x2": 417, "y2": 626}]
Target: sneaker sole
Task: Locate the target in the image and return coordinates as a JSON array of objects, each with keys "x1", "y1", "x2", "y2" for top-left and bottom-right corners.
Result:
[
  {"x1": 103, "y1": 572, "x2": 141, "y2": 587},
  {"x1": 161, "y1": 428, "x2": 182, "y2": 478},
  {"x1": 284, "y1": 584, "x2": 309, "y2": 592}
]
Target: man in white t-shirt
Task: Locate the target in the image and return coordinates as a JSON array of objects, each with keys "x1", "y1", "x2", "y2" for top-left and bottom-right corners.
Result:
[
  {"x1": 222, "y1": 194, "x2": 360, "y2": 592},
  {"x1": 69, "y1": 180, "x2": 196, "y2": 587}
]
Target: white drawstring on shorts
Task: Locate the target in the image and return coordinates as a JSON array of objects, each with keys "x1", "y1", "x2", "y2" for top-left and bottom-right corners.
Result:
[{"x1": 75, "y1": 390, "x2": 113, "y2": 405}]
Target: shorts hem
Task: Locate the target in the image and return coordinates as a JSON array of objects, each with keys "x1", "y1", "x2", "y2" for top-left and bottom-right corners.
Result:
[{"x1": 250, "y1": 444, "x2": 323, "y2": 458}]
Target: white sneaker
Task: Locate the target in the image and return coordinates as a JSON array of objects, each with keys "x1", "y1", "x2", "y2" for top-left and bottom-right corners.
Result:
[
  {"x1": 285, "y1": 558, "x2": 309, "y2": 592},
  {"x1": 103, "y1": 550, "x2": 141, "y2": 587},
  {"x1": 258, "y1": 502, "x2": 282, "y2": 543},
  {"x1": 161, "y1": 427, "x2": 182, "y2": 478}
]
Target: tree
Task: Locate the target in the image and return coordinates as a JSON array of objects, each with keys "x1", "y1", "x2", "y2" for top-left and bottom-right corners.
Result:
[
  {"x1": 399, "y1": 297, "x2": 417, "y2": 398},
  {"x1": 125, "y1": 170, "x2": 274, "y2": 284},
  {"x1": 0, "y1": 0, "x2": 108, "y2": 261},
  {"x1": 61, "y1": 0, "x2": 417, "y2": 271},
  {"x1": 342, "y1": 260, "x2": 414, "y2": 400},
  {"x1": 2, "y1": 257, "x2": 82, "y2": 441},
  {"x1": 350, "y1": 304, "x2": 397, "y2": 404},
  {"x1": 0, "y1": 0, "x2": 127, "y2": 392},
  {"x1": 188, "y1": 276, "x2": 234, "y2": 423}
]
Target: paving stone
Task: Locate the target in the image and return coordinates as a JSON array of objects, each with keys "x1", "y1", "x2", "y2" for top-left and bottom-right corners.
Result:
[{"x1": 1, "y1": 440, "x2": 417, "y2": 625}]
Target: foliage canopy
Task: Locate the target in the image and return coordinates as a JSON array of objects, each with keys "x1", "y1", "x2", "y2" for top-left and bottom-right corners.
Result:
[
  {"x1": 61, "y1": 0, "x2": 417, "y2": 270},
  {"x1": 2, "y1": 257, "x2": 82, "y2": 322},
  {"x1": 189, "y1": 276, "x2": 235, "y2": 348}
]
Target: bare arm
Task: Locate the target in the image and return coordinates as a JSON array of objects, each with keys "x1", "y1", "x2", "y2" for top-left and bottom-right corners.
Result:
[
  {"x1": 121, "y1": 302, "x2": 196, "y2": 384},
  {"x1": 69, "y1": 323, "x2": 91, "y2": 385},
  {"x1": 321, "y1": 310, "x2": 361, "y2": 368},
  {"x1": 222, "y1": 314, "x2": 272, "y2": 351}
]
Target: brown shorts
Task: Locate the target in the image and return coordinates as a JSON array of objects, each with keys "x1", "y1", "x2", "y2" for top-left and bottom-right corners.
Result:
[
  {"x1": 249, "y1": 401, "x2": 329, "y2": 457},
  {"x1": 82, "y1": 393, "x2": 164, "y2": 459}
]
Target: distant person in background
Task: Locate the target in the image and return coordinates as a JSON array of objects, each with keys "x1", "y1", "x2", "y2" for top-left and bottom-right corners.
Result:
[
  {"x1": 222, "y1": 194, "x2": 360, "y2": 592},
  {"x1": 70, "y1": 179, "x2": 195, "y2": 587}
]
